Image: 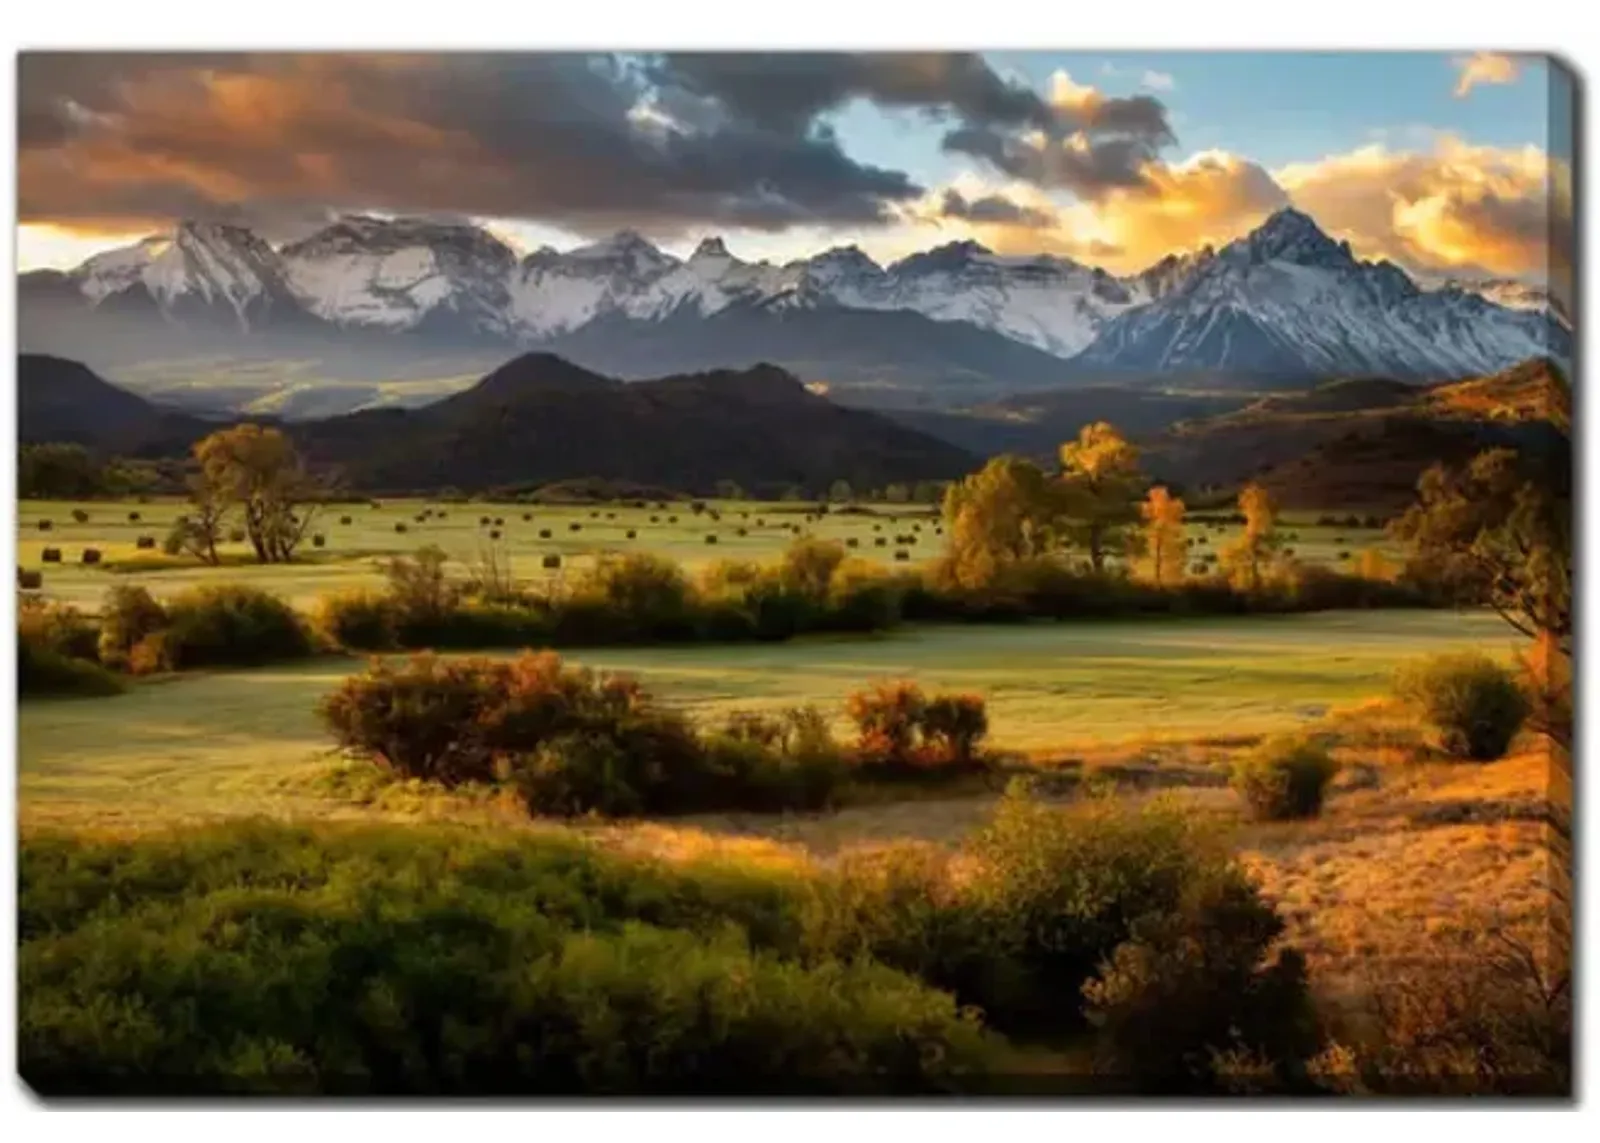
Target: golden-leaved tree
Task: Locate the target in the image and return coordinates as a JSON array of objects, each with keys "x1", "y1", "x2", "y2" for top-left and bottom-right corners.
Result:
[
  {"x1": 941, "y1": 455, "x2": 1054, "y2": 589},
  {"x1": 1058, "y1": 422, "x2": 1143, "y2": 573},
  {"x1": 193, "y1": 424, "x2": 319, "y2": 564},
  {"x1": 1223, "y1": 482, "x2": 1281, "y2": 592},
  {"x1": 1139, "y1": 485, "x2": 1187, "y2": 588}
]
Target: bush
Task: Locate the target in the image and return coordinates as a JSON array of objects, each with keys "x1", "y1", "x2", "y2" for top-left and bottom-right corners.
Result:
[
  {"x1": 845, "y1": 680, "x2": 928, "y2": 766},
  {"x1": 161, "y1": 585, "x2": 314, "y2": 669},
  {"x1": 1230, "y1": 735, "x2": 1338, "y2": 820},
  {"x1": 17, "y1": 638, "x2": 125, "y2": 699},
  {"x1": 18, "y1": 598, "x2": 100, "y2": 663},
  {"x1": 97, "y1": 585, "x2": 168, "y2": 669},
  {"x1": 382, "y1": 546, "x2": 461, "y2": 630},
  {"x1": 572, "y1": 552, "x2": 696, "y2": 641},
  {"x1": 322, "y1": 652, "x2": 845, "y2": 816},
  {"x1": 313, "y1": 589, "x2": 398, "y2": 651},
  {"x1": 1394, "y1": 653, "x2": 1531, "y2": 760},
  {"x1": 921, "y1": 694, "x2": 989, "y2": 766},
  {"x1": 18, "y1": 823, "x2": 997, "y2": 1095}
]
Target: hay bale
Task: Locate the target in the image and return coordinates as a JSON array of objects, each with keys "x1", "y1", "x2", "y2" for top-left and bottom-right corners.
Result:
[
  {"x1": 313, "y1": 534, "x2": 327, "y2": 548},
  {"x1": 667, "y1": 515, "x2": 678, "y2": 524},
  {"x1": 539, "y1": 529, "x2": 553, "y2": 539},
  {"x1": 18, "y1": 568, "x2": 43, "y2": 590},
  {"x1": 41, "y1": 548, "x2": 62, "y2": 563},
  {"x1": 71, "y1": 509, "x2": 89, "y2": 524},
  {"x1": 127, "y1": 511, "x2": 141, "y2": 522},
  {"x1": 81, "y1": 548, "x2": 103, "y2": 565},
  {"x1": 704, "y1": 533, "x2": 718, "y2": 544},
  {"x1": 493, "y1": 517, "x2": 504, "y2": 527},
  {"x1": 846, "y1": 537, "x2": 859, "y2": 548},
  {"x1": 394, "y1": 523, "x2": 409, "y2": 534},
  {"x1": 893, "y1": 550, "x2": 910, "y2": 562},
  {"x1": 339, "y1": 515, "x2": 353, "y2": 525},
  {"x1": 736, "y1": 527, "x2": 748, "y2": 536},
  {"x1": 135, "y1": 536, "x2": 156, "y2": 550},
  {"x1": 228, "y1": 528, "x2": 247, "y2": 543},
  {"x1": 650, "y1": 515, "x2": 660, "y2": 523},
  {"x1": 523, "y1": 513, "x2": 533, "y2": 521},
  {"x1": 569, "y1": 523, "x2": 583, "y2": 532},
  {"x1": 489, "y1": 530, "x2": 502, "y2": 541},
  {"x1": 480, "y1": 516, "x2": 492, "y2": 526},
  {"x1": 874, "y1": 537, "x2": 887, "y2": 547},
  {"x1": 36, "y1": 520, "x2": 53, "y2": 532},
  {"x1": 626, "y1": 530, "x2": 637, "y2": 539},
  {"x1": 542, "y1": 554, "x2": 561, "y2": 569}
]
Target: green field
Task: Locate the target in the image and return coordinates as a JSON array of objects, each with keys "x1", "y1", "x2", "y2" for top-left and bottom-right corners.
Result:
[
  {"x1": 16, "y1": 496, "x2": 1405, "y2": 612},
  {"x1": 18, "y1": 611, "x2": 1519, "y2": 827}
]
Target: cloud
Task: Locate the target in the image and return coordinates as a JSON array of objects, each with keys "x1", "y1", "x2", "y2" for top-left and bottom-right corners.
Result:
[
  {"x1": 1453, "y1": 51, "x2": 1520, "y2": 98},
  {"x1": 1274, "y1": 135, "x2": 1570, "y2": 301},
  {"x1": 17, "y1": 52, "x2": 922, "y2": 241},
  {"x1": 941, "y1": 70, "x2": 1176, "y2": 201},
  {"x1": 935, "y1": 188, "x2": 1054, "y2": 228},
  {"x1": 1140, "y1": 70, "x2": 1176, "y2": 92}
]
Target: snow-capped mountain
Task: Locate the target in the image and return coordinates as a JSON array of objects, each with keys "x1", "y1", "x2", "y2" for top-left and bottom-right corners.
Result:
[
  {"x1": 279, "y1": 216, "x2": 518, "y2": 338},
  {"x1": 1074, "y1": 208, "x2": 1568, "y2": 379},
  {"x1": 1419, "y1": 274, "x2": 1569, "y2": 328},
  {"x1": 72, "y1": 221, "x2": 302, "y2": 328},
  {"x1": 21, "y1": 207, "x2": 1570, "y2": 412}
]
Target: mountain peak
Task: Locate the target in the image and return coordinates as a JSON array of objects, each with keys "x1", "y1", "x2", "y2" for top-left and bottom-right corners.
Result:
[
  {"x1": 691, "y1": 237, "x2": 731, "y2": 260},
  {"x1": 1236, "y1": 207, "x2": 1350, "y2": 267}
]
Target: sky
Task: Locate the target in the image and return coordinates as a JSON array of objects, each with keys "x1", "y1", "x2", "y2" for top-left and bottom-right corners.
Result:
[{"x1": 16, "y1": 50, "x2": 1573, "y2": 300}]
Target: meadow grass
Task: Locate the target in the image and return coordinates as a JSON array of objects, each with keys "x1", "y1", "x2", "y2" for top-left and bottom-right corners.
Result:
[
  {"x1": 15, "y1": 496, "x2": 1403, "y2": 611},
  {"x1": 18, "y1": 610, "x2": 1519, "y2": 829}
]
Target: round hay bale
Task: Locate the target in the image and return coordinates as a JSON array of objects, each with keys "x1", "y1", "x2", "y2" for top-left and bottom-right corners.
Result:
[
  {"x1": 650, "y1": 515, "x2": 660, "y2": 523},
  {"x1": 736, "y1": 527, "x2": 747, "y2": 536},
  {"x1": 41, "y1": 548, "x2": 62, "y2": 563},
  {"x1": 135, "y1": 535, "x2": 156, "y2": 550},
  {"x1": 569, "y1": 523, "x2": 583, "y2": 532},
  {"x1": 539, "y1": 528, "x2": 552, "y2": 539},
  {"x1": 37, "y1": 519, "x2": 53, "y2": 532},
  {"x1": 127, "y1": 511, "x2": 141, "y2": 522},
  {"x1": 81, "y1": 548, "x2": 103, "y2": 565},
  {"x1": 523, "y1": 512, "x2": 533, "y2": 521},
  {"x1": 313, "y1": 534, "x2": 327, "y2": 548},
  {"x1": 667, "y1": 515, "x2": 678, "y2": 524},
  {"x1": 874, "y1": 537, "x2": 887, "y2": 547},
  {"x1": 394, "y1": 522, "x2": 409, "y2": 534},
  {"x1": 893, "y1": 550, "x2": 910, "y2": 562},
  {"x1": 493, "y1": 517, "x2": 504, "y2": 527},
  {"x1": 846, "y1": 537, "x2": 859, "y2": 548},
  {"x1": 705, "y1": 534, "x2": 719, "y2": 544},
  {"x1": 18, "y1": 568, "x2": 43, "y2": 590},
  {"x1": 480, "y1": 516, "x2": 492, "y2": 526},
  {"x1": 626, "y1": 529, "x2": 637, "y2": 539},
  {"x1": 339, "y1": 515, "x2": 353, "y2": 525},
  {"x1": 71, "y1": 509, "x2": 90, "y2": 524},
  {"x1": 489, "y1": 530, "x2": 502, "y2": 541},
  {"x1": 542, "y1": 554, "x2": 562, "y2": 569}
]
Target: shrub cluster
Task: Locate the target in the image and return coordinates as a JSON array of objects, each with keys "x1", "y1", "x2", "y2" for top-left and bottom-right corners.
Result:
[
  {"x1": 1394, "y1": 653, "x2": 1531, "y2": 761},
  {"x1": 844, "y1": 681, "x2": 989, "y2": 774},
  {"x1": 19, "y1": 788, "x2": 1323, "y2": 1095},
  {"x1": 1230, "y1": 735, "x2": 1339, "y2": 820},
  {"x1": 17, "y1": 599, "x2": 124, "y2": 699},
  {"x1": 319, "y1": 651, "x2": 847, "y2": 816},
  {"x1": 97, "y1": 583, "x2": 313, "y2": 674}
]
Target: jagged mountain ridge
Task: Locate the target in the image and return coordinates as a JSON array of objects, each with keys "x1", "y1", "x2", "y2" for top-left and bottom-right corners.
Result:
[{"x1": 19, "y1": 209, "x2": 1570, "y2": 413}]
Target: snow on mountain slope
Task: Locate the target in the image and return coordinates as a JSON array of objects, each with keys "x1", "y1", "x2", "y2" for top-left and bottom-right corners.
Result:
[
  {"x1": 1075, "y1": 208, "x2": 1570, "y2": 379},
  {"x1": 279, "y1": 216, "x2": 518, "y2": 337},
  {"x1": 73, "y1": 222, "x2": 296, "y2": 327}
]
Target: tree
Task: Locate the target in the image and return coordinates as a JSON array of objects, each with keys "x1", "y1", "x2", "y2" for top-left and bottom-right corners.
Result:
[
  {"x1": 1057, "y1": 422, "x2": 1143, "y2": 572},
  {"x1": 828, "y1": 479, "x2": 854, "y2": 504},
  {"x1": 163, "y1": 475, "x2": 226, "y2": 565},
  {"x1": 193, "y1": 424, "x2": 318, "y2": 564},
  {"x1": 912, "y1": 481, "x2": 944, "y2": 505},
  {"x1": 1139, "y1": 486, "x2": 1187, "y2": 588},
  {"x1": 941, "y1": 456, "x2": 1054, "y2": 589},
  {"x1": 1223, "y1": 482, "x2": 1280, "y2": 593},
  {"x1": 714, "y1": 479, "x2": 746, "y2": 501},
  {"x1": 884, "y1": 483, "x2": 910, "y2": 505}
]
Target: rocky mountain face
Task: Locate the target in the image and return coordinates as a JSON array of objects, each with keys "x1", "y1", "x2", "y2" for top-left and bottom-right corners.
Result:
[{"x1": 18, "y1": 208, "x2": 1571, "y2": 415}]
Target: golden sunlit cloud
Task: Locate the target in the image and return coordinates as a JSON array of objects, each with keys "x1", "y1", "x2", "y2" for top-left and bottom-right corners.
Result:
[
  {"x1": 1453, "y1": 52, "x2": 1520, "y2": 98},
  {"x1": 1274, "y1": 135, "x2": 1567, "y2": 286}
]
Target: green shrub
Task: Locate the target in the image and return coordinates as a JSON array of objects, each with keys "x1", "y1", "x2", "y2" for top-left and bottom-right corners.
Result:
[
  {"x1": 96, "y1": 584, "x2": 168, "y2": 669},
  {"x1": 382, "y1": 545, "x2": 461, "y2": 628},
  {"x1": 1230, "y1": 735, "x2": 1338, "y2": 820},
  {"x1": 921, "y1": 694, "x2": 989, "y2": 766},
  {"x1": 18, "y1": 599, "x2": 100, "y2": 663},
  {"x1": 18, "y1": 823, "x2": 996, "y2": 1096},
  {"x1": 17, "y1": 637, "x2": 125, "y2": 698},
  {"x1": 313, "y1": 589, "x2": 398, "y2": 651},
  {"x1": 160, "y1": 585, "x2": 314, "y2": 669},
  {"x1": 1394, "y1": 653, "x2": 1531, "y2": 760},
  {"x1": 573, "y1": 552, "x2": 696, "y2": 640}
]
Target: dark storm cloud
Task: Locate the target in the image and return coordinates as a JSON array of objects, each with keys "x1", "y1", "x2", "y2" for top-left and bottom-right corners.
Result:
[
  {"x1": 937, "y1": 188, "x2": 1053, "y2": 228},
  {"x1": 647, "y1": 52, "x2": 1055, "y2": 135},
  {"x1": 17, "y1": 51, "x2": 922, "y2": 238}
]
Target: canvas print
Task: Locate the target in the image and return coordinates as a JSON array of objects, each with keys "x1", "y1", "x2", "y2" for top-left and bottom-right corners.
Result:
[{"x1": 13, "y1": 50, "x2": 1573, "y2": 1097}]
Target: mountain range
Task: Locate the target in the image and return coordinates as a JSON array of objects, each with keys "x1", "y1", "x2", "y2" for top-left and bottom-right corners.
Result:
[
  {"x1": 17, "y1": 352, "x2": 975, "y2": 496},
  {"x1": 18, "y1": 208, "x2": 1570, "y2": 416}
]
